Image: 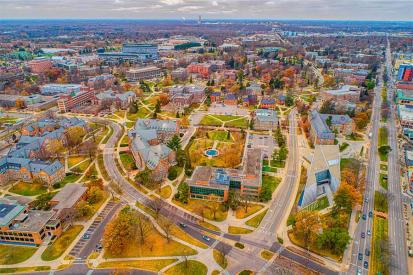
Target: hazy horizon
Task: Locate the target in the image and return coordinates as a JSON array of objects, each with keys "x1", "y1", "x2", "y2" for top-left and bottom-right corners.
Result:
[{"x1": 0, "y1": 0, "x2": 412, "y2": 21}]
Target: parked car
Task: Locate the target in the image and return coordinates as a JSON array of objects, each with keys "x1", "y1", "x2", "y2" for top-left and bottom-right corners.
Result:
[
  {"x1": 365, "y1": 249, "x2": 370, "y2": 256},
  {"x1": 369, "y1": 211, "x2": 373, "y2": 218},
  {"x1": 361, "y1": 232, "x2": 365, "y2": 238},
  {"x1": 367, "y1": 230, "x2": 371, "y2": 236},
  {"x1": 202, "y1": 235, "x2": 211, "y2": 242},
  {"x1": 358, "y1": 253, "x2": 363, "y2": 261},
  {"x1": 364, "y1": 261, "x2": 369, "y2": 269},
  {"x1": 179, "y1": 222, "x2": 187, "y2": 228},
  {"x1": 82, "y1": 233, "x2": 90, "y2": 240},
  {"x1": 362, "y1": 214, "x2": 367, "y2": 220},
  {"x1": 357, "y1": 267, "x2": 362, "y2": 275}
]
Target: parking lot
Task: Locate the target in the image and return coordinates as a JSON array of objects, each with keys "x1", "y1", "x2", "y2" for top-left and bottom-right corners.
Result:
[
  {"x1": 247, "y1": 133, "x2": 276, "y2": 158},
  {"x1": 208, "y1": 103, "x2": 249, "y2": 116},
  {"x1": 69, "y1": 200, "x2": 120, "y2": 259}
]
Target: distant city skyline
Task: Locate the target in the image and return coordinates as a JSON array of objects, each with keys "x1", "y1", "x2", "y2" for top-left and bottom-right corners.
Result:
[{"x1": 0, "y1": 0, "x2": 412, "y2": 21}]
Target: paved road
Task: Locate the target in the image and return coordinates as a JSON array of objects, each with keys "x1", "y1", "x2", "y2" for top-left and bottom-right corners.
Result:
[
  {"x1": 251, "y1": 108, "x2": 299, "y2": 241},
  {"x1": 348, "y1": 64, "x2": 383, "y2": 275},
  {"x1": 93, "y1": 117, "x2": 339, "y2": 274},
  {"x1": 385, "y1": 39, "x2": 409, "y2": 275}
]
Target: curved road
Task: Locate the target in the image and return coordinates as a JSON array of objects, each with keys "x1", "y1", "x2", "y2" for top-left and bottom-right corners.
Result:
[{"x1": 98, "y1": 115, "x2": 338, "y2": 274}]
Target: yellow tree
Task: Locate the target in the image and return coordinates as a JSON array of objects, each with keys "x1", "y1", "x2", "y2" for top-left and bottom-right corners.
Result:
[{"x1": 294, "y1": 210, "x2": 322, "y2": 247}]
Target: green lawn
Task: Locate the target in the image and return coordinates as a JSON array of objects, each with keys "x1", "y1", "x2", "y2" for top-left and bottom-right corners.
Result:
[
  {"x1": 119, "y1": 152, "x2": 136, "y2": 170},
  {"x1": 304, "y1": 196, "x2": 330, "y2": 211},
  {"x1": 235, "y1": 204, "x2": 264, "y2": 219},
  {"x1": 9, "y1": 182, "x2": 47, "y2": 196},
  {"x1": 199, "y1": 115, "x2": 222, "y2": 127},
  {"x1": 54, "y1": 173, "x2": 81, "y2": 189},
  {"x1": 0, "y1": 266, "x2": 50, "y2": 274},
  {"x1": 164, "y1": 260, "x2": 207, "y2": 275},
  {"x1": 262, "y1": 165, "x2": 277, "y2": 173},
  {"x1": 374, "y1": 191, "x2": 388, "y2": 213},
  {"x1": 340, "y1": 158, "x2": 361, "y2": 172},
  {"x1": 378, "y1": 127, "x2": 388, "y2": 147},
  {"x1": 213, "y1": 249, "x2": 228, "y2": 269},
  {"x1": 228, "y1": 226, "x2": 253, "y2": 234},
  {"x1": 212, "y1": 114, "x2": 244, "y2": 122},
  {"x1": 379, "y1": 173, "x2": 388, "y2": 190},
  {"x1": 371, "y1": 216, "x2": 389, "y2": 275},
  {"x1": 0, "y1": 245, "x2": 37, "y2": 265},
  {"x1": 173, "y1": 199, "x2": 228, "y2": 222},
  {"x1": 339, "y1": 142, "x2": 349, "y2": 152},
  {"x1": 127, "y1": 108, "x2": 152, "y2": 121},
  {"x1": 41, "y1": 225, "x2": 84, "y2": 261},
  {"x1": 207, "y1": 130, "x2": 231, "y2": 141},
  {"x1": 225, "y1": 118, "x2": 248, "y2": 129},
  {"x1": 245, "y1": 209, "x2": 268, "y2": 228},
  {"x1": 262, "y1": 175, "x2": 281, "y2": 193},
  {"x1": 97, "y1": 259, "x2": 177, "y2": 272}
]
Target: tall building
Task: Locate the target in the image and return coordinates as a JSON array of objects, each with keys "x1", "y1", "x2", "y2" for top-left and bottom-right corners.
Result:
[
  {"x1": 98, "y1": 43, "x2": 159, "y2": 64},
  {"x1": 125, "y1": 66, "x2": 163, "y2": 82},
  {"x1": 28, "y1": 58, "x2": 52, "y2": 74},
  {"x1": 298, "y1": 145, "x2": 340, "y2": 208}
]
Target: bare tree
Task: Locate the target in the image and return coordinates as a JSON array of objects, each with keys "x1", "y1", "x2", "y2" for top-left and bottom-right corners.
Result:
[
  {"x1": 135, "y1": 213, "x2": 151, "y2": 245},
  {"x1": 149, "y1": 197, "x2": 164, "y2": 218},
  {"x1": 241, "y1": 194, "x2": 253, "y2": 213},
  {"x1": 159, "y1": 215, "x2": 175, "y2": 243}
]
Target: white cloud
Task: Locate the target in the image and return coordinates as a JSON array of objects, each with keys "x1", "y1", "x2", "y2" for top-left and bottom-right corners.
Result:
[
  {"x1": 160, "y1": 0, "x2": 184, "y2": 5},
  {"x1": 212, "y1": 1, "x2": 218, "y2": 6}
]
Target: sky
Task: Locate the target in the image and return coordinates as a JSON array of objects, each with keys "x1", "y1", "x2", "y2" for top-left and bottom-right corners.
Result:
[{"x1": 0, "y1": 0, "x2": 412, "y2": 21}]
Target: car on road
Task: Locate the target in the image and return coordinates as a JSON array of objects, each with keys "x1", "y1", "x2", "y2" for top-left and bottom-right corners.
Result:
[
  {"x1": 361, "y1": 232, "x2": 365, "y2": 238},
  {"x1": 365, "y1": 249, "x2": 370, "y2": 256},
  {"x1": 367, "y1": 230, "x2": 371, "y2": 236},
  {"x1": 368, "y1": 211, "x2": 373, "y2": 217},
  {"x1": 179, "y1": 222, "x2": 187, "y2": 228},
  {"x1": 364, "y1": 261, "x2": 369, "y2": 269},
  {"x1": 202, "y1": 235, "x2": 211, "y2": 242},
  {"x1": 82, "y1": 233, "x2": 90, "y2": 240},
  {"x1": 357, "y1": 267, "x2": 362, "y2": 275},
  {"x1": 362, "y1": 214, "x2": 367, "y2": 220},
  {"x1": 365, "y1": 198, "x2": 369, "y2": 203},
  {"x1": 358, "y1": 253, "x2": 363, "y2": 261}
]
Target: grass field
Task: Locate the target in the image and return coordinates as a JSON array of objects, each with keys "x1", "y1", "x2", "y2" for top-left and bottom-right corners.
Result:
[
  {"x1": 156, "y1": 185, "x2": 172, "y2": 199},
  {"x1": 0, "y1": 245, "x2": 37, "y2": 265},
  {"x1": 235, "y1": 204, "x2": 264, "y2": 219},
  {"x1": 378, "y1": 127, "x2": 388, "y2": 147},
  {"x1": 104, "y1": 225, "x2": 196, "y2": 258},
  {"x1": 371, "y1": 216, "x2": 389, "y2": 275},
  {"x1": 97, "y1": 259, "x2": 177, "y2": 272},
  {"x1": 374, "y1": 191, "x2": 388, "y2": 213},
  {"x1": 170, "y1": 223, "x2": 208, "y2": 249},
  {"x1": 68, "y1": 156, "x2": 87, "y2": 168},
  {"x1": 213, "y1": 249, "x2": 228, "y2": 269},
  {"x1": 262, "y1": 175, "x2": 281, "y2": 194},
  {"x1": 9, "y1": 182, "x2": 47, "y2": 196},
  {"x1": 173, "y1": 199, "x2": 228, "y2": 222},
  {"x1": 187, "y1": 132, "x2": 245, "y2": 168},
  {"x1": 379, "y1": 173, "x2": 388, "y2": 190},
  {"x1": 207, "y1": 130, "x2": 232, "y2": 141},
  {"x1": 119, "y1": 151, "x2": 136, "y2": 170},
  {"x1": 164, "y1": 260, "x2": 207, "y2": 275},
  {"x1": 228, "y1": 226, "x2": 253, "y2": 234},
  {"x1": 245, "y1": 209, "x2": 268, "y2": 228},
  {"x1": 199, "y1": 115, "x2": 222, "y2": 127},
  {"x1": 0, "y1": 266, "x2": 50, "y2": 274},
  {"x1": 41, "y1": 225, "x2": 84, "y2": 261},
  {"x1": 304, "y1": 196, "x2": 330, "y2": 211}
]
